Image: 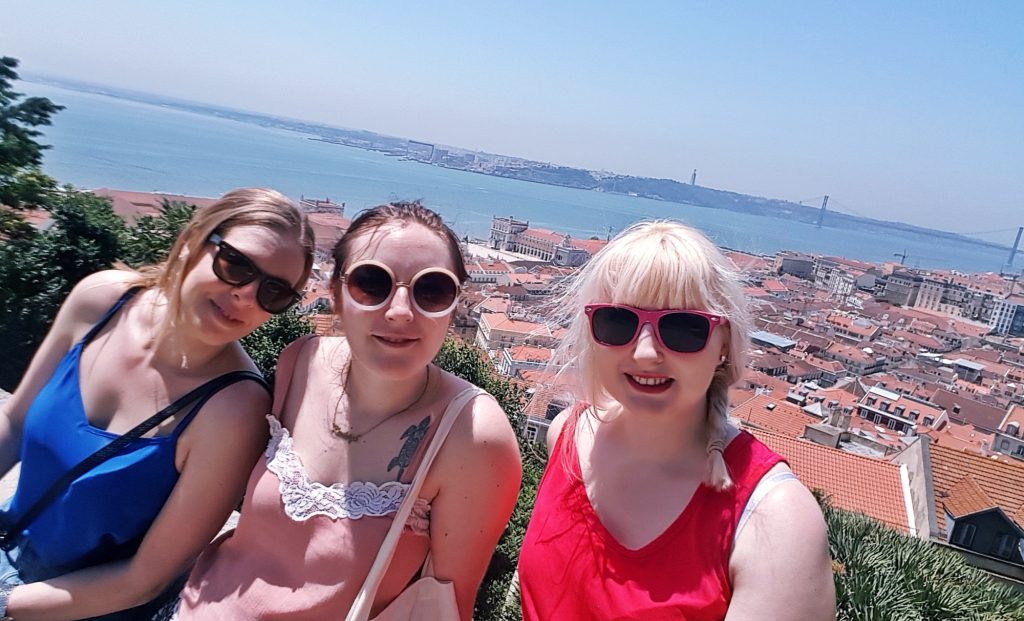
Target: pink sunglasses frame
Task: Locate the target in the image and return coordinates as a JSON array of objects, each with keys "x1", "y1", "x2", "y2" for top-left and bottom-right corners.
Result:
[{"x1": 583, "y1": 303, "x2": 728, "y2": 353}]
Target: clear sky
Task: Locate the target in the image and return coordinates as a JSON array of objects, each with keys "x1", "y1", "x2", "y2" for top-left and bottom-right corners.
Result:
[{"x1": 5, "y1": 1, "x2": 1023, "y2": 239}]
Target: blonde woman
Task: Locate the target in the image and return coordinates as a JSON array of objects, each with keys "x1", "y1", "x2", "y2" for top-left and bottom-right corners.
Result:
[
  {"x1": 0, "y1": 188, "x2": 314, "y2": 620},
  {"x1": 518, "y1": 221, "x2": 834, "y2": 620}
]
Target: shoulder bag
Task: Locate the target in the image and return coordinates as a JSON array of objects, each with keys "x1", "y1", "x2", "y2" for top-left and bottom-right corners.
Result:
[{"x1": 345, "y1": 386, "x2": 483, "y2": 621}]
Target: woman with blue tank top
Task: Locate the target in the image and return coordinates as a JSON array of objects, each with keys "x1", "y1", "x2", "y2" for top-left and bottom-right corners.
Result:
[{"x1": 0, "y1": 188, "x2": 314, "y2": 620}]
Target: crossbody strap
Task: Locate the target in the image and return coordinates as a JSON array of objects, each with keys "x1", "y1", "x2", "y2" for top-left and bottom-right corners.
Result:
[
  {"x1": 0, "y1": 369, "x2": 268, "y2": 550},
  {"x1": 345, "y1": 386, "x2": 483, "y2": 621}
]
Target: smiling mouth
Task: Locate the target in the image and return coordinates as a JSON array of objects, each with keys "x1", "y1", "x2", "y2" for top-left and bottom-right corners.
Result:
[
  {"x1": 211, "y1": 300, "x2": 243, "y2": 324},
  {"x1": 626, "y1": 374, "x2": 674, "y2": 392},
  {"x1": 629, "y1": 375, "x2": 671, "y2": 386},
  {"x1": 374, "y1": 335, "x2": 419, "y2": 345}
]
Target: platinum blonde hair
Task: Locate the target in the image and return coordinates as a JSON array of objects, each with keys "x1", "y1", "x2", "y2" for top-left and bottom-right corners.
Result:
[{"x1": 550, "y1": 220, "x2": 750, "y2": 490}]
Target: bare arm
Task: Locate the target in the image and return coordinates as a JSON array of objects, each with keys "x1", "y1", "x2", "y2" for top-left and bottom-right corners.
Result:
[
  {"x1": 545, "y1": 406, "x2": 574, "y2": 458},
  {"x1": 0, "y1": 271, "x2": 133, "y2": 476},
  {"x1": 725, "y1": 467, "x2": 836, "y2": 621},
  {"x1": 5, "y1": 380, "x2": 270, "y2": 620},
  {"x1": 427, "y1": 394, "x2": 523, "y2": 621}
]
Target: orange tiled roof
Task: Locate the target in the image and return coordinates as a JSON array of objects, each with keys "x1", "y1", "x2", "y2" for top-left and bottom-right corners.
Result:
[
  {"x1": 732, "y1": 395, "x2": 819, "y2": 438},
  {"x1": 507, "y1": 344, "x2": 553, "y2": 362},
  {"x1": 943, "y1": 475, "x2": 997, "y2": 519},
  {"x1": 929, "y1": 443, "x2": 1024, "y2": 533},
  {"x1": 91, "y1": 188, "x2": 218, "y2": 221},
  {"x1": 521, "y1": 227, "x2": 564, "y2": 244},
  {"x1": 748, "y1": 429, "x2": 913, "y2": 533},
  {"x1": 570, "y1": 238, "x2": 608, "y2": 255}
]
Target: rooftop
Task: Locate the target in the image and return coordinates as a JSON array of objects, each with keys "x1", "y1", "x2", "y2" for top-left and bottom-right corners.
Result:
[{"x1": 749, "y1": 429, "x2": 913, "y2": 533}]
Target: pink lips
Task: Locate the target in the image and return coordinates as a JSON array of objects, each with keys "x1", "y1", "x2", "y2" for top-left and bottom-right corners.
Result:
[
  {"x1": 625, "y1": 373, "x2": 674, "y2": 394},
  {"x1": 373, "y1": 334, "x2": 419, "y2": 347},
  {"x1": 211, "y1": 300, "x2": 243, "y2": 324}
]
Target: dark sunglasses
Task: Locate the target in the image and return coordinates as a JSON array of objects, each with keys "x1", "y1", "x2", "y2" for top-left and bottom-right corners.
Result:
[
  {"x1": 341, "y1": 260, "x2": 461, "y2": 318},
  {"x1": 208, "y1": 233, "x2": 302, "y2": 314},
  {"x1": 584, "y1": 303, "x2": 727, "y2": 354}
]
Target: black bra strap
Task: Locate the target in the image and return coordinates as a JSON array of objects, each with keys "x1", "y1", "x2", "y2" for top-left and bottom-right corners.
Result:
[{"x1": 80, "y1": 286, "x2": 142, "y2": 345}]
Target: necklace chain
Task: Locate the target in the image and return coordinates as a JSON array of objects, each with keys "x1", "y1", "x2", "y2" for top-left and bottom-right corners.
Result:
[{"x1": 329, "y1": 365, "x2": 432, "y2": 442}]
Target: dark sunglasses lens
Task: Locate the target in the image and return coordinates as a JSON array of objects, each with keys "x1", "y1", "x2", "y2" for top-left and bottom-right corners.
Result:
[
  {"x1": 590, "y1": 307, "x2": 640, "y2": 346},
  {"x1": 412, "y1": 271, "x2": 458, "y2": 313},
  {"x1": 658, "y1": 312, "x2": 711, "y2": 353},
  {"x1": 348, "y1": 264, "x2": 393, "y2": 306},
  {"x1": 214, "y1": 246, "x2": 257, "y2": 286},
  {"x1": 258, "y1": 279, "x2": 297, "y2": 314}
]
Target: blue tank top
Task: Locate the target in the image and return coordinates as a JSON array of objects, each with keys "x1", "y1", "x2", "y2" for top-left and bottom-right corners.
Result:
[{"x1": 4, "y1": 288, "x2": 268, "y2": 577}]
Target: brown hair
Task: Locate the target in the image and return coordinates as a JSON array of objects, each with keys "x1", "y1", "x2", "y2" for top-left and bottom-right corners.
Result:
[
  {"x1": 130, "y1": 187, "x2": 315, "y2": 339},
  {"x1": 330, "y1": 200, "x2": 468, "y2": 285}
]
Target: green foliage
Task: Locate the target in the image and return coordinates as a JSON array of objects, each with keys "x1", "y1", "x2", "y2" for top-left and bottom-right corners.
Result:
[
  {"x1": 822, "y1": 498, "x2": 1024, "y2": 621},
  {"x1": 0, "y1": 57, "x2": 64, "y2": 208},
  {"x1": 239, "y1": 309, "x2": 314, "y2": 383},
  {"x1": 0, "y1": 167, "x2": 59, "y2": 210},
  {"x1": 0, "y1": 190, "x2": 123, "y2": 390},
  {"x1": 434, "y1": 337, "x2": 527, "y2": 428},
  {"x1": 119, "y1": 200, "x2": 197, "y2": 267},
  {"x1": 0, "y1": 206, "x2": 35, "y2": 239},
  {"x1": 432, "y1": 337, "x2": 542, "y2": 621}
]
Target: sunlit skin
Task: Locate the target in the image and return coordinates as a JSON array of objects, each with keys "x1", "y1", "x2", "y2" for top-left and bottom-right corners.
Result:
[
  {"x1": 334, "y1": 223, "x2": 457, "y2": 383},
  {"x1": 178, "y1": 224, "x2": 307, "y2": 348},
  {"x1": 591, "y1": 316, "x2": 729, "y2": 435}
]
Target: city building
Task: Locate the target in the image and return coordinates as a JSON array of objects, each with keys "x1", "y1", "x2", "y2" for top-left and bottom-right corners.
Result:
[
  {"x1": 876, "y1": 271, "x2": 923, "y2": 306},
  {"x1": 991, "y1": 295, "x2": 1024, "y2": 337},
  {"x1": 474, "y1": 312, "x2": 562, "y2": 354},
  {"x1": 489, "y1": 216, "x2": 529, "y2": 251}
]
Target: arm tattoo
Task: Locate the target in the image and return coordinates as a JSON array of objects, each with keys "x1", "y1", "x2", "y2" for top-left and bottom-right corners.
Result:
[{"x1": 388, "y1": 415, "x2": 431, "y2": 481}]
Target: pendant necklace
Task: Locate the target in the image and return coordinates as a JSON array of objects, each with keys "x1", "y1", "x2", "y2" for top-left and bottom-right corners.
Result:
[{"x1": 329, "y1": 365, "x2": 433, "y2": 442}]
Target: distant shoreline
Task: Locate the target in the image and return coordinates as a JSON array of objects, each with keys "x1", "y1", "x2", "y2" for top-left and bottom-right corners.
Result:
[{"x1": 24, "y1": 74, "x2": 1014, "y2": 256}]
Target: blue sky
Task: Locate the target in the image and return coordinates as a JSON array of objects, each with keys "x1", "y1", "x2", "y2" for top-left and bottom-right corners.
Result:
[{"x1": 5, "y1": 1, "x2": 1023, "y2": 238}]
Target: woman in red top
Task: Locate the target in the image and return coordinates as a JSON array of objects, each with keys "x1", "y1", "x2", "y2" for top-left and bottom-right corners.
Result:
[{"x1": 518, "y1": 221, "x2": 835, "y2": 620}]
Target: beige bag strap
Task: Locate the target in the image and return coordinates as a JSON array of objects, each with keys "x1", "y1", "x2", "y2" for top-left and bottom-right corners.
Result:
[{"x1": 345, "y1": 385, "x2": 482, "y2": 621}]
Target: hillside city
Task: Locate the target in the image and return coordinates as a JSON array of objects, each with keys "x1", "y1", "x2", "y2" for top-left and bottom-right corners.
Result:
[
  {"x1": 45, "y1": 188, "x2": 1021, "y2": 597},
  {"x1": 0, "y1": 170, "x2": 1021, "y2": 616}
]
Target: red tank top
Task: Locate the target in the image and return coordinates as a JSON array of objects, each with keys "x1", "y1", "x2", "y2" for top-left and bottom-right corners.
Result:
[{"x1": 518, "y1": 423, "x2": 784, "y2": 621}]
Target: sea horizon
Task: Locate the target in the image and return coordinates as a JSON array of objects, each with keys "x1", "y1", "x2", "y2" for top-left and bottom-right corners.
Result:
[{"x1": 18, "y1": 78, "x2": 1019, "y2": 275}]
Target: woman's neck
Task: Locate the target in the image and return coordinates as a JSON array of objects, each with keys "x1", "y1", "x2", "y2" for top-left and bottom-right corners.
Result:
[
  {"x1": 343, "y1": 356, "x2": 433, "y2": 420},
  {"x1": 599, "y1": 398, "x2": 710, "y2": 464},
  {"x1": 142, "y1": 291, "x2": 226, "y2": 372}
]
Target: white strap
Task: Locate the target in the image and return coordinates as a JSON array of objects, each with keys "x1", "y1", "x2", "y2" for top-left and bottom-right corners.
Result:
[
  {"x1": 734, "y1": 470, "x2": 799, "y2": 544},
  {"x1": 345, "y1": 386, "x2": 482, "y2": 621}
]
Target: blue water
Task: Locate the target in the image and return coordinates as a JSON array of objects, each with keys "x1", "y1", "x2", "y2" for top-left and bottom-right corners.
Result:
[{"x1": 23, "y1": 82, "x2": 1012, "y2": 274}]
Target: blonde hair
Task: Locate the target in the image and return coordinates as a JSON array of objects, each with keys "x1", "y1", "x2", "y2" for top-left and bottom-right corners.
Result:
[
  {"x1": 128, "y1": 187, "x2": 315, "y2": 343},
  {"x1": 550, "y1": 220, "x2": 750, "y2": 490}
]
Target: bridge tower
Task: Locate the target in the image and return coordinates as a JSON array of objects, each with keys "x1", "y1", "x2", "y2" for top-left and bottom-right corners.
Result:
[{"x1": 815, "y1": 195, "x2": 829, "y2": 228}]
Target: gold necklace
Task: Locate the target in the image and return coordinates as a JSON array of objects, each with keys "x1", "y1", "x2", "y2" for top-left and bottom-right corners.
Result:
[{"x1": 329, "y1": 365, "x2": 433, "y2": 442}]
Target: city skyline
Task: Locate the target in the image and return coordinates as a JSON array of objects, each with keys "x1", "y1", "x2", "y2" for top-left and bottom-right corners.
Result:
[{"x1": 5, "y1": 1, "x2": 1023, "y2": 241}]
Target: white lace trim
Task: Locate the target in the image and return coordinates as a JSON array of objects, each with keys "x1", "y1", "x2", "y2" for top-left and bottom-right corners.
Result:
[{"x1": 264, "y1": 415, "x2": 429, "y2": 525}]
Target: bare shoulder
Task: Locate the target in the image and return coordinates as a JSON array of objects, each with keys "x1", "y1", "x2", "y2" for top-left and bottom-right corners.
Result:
[
  {"x1": 180, "y1": 373, "x2": 272, "y2": 458},
  {"x1": 279, "y1": 332, "x2": 322, "y2": 369},
  {"x1": 727, "y1": 466, "x2": 835, "y2": 620},
  {"x1": 436, "y1": 375, "x2": 521, "y2": 477},
  {"x1": 545, "y1": 405, "x2": 577, "y2": 457},
  {"x1": 62, "y1": 270, "x2": 139, "y2": 330}
]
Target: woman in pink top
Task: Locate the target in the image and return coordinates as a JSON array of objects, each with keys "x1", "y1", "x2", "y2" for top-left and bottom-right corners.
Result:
[
  {"x1": 518, "y1": 221, "x2": 835, "y2": 620},
  {"x1": 173, "y1": 202, "x2": 521, "y2": 621}
]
